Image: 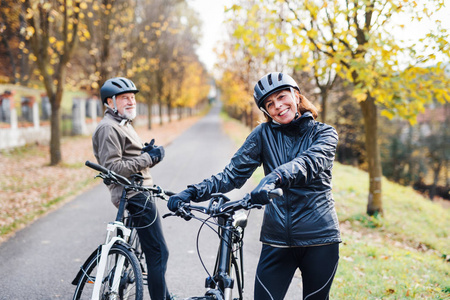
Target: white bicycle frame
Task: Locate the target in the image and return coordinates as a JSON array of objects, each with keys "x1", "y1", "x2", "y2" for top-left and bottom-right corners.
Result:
[{"x1": 91, "y1": 221, "x2": 131, "y2": 300}]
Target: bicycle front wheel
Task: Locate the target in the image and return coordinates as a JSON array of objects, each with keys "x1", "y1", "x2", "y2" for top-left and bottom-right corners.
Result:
[
  {"x1": 129, "y1": 228, "x2": 147, "y2": 285},
  {"x1": 73, "y1": 244, "x2": 144, "y2": 300}
]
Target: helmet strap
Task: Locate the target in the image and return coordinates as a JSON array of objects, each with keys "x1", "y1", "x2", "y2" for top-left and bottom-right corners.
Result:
[
  {"x1": 259, "y1": 107, "x2": 271, "y2": 118},
  {"x1": 290, "y1": 87, "x2": 298, "y2": 107},
  {"x1": 103, "y1": 95, "x2": 118, "y2": 114},
  {"x1": 111, "y1": 95, "x2": 118, "y2": 114}
]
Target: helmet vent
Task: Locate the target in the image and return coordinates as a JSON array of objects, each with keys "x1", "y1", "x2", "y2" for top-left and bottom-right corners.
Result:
[
  {"x1": 268, "y1": 73, "x2": 273, "y2": 85},
  {"x1": 112, "y1": 82, "x2": 122, "y2": 88},
  {"x1": 278, "y1": 73, "x2": 283, "y2": 81},
  {"x1": 119, "y1": 78, "x2": 130, "y2": 87},
  {"x1": 258, "y1": 81, "x2": 265, "y2": 91}
]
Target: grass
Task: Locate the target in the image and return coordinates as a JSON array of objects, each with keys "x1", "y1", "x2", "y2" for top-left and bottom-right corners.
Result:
[{"x1": 220, "y1": 114, "x2": 450, "y2": 300}]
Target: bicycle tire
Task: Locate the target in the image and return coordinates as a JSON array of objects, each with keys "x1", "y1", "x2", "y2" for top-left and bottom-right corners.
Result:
[
  {"x1": 129, "y1": 228, "x2": 147, "y2": 285},
  {"x1": 73, "y1": 244, "x2": 144, "y2": 300},
  {"x1": 230, "y1": 254, "x2": 243, "y2": 300}
]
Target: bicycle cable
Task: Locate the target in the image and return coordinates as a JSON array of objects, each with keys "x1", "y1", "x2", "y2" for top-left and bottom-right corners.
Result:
[
  {"x1": 125, "y1": 192, "x2": 159, "y2": 230},
  {"x1": 192, "y1": 213, "x2": 247, "y2": 292}
]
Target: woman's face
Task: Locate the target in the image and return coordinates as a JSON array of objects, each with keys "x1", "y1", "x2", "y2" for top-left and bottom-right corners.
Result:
[{"x1": 264, "y1": 89, "x2": 299, "y2": 124}]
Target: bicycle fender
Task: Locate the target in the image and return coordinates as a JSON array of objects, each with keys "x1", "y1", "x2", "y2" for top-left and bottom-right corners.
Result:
[
  {"x1": 114, "y1": 239, "x2": 133, "y2": 251},
  {"x1": 71, "y1": 246, "x2": 102, "y2": 285}
]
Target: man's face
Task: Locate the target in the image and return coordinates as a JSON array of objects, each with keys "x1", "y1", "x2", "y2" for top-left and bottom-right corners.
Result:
[{"x1": 108, "y1": 92, "x2": 137, "y2": 120}]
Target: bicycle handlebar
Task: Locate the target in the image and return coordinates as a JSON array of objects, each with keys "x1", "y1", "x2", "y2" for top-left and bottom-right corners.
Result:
[
  {"x1": 164, "y1": 188, "x2": 283, "y2": 220},
  {"x1": 86, "y1": 160, "x2": 131, "y2": 185},
  {"x1": 85, "y1": 160, "x2": 175, "y2": 197}
]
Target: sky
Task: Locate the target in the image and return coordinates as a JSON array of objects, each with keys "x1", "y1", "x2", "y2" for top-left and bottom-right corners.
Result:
[
  {"x1": 188, "y1": 0, "x2": 230, "y2": 72},
  {"x1": 188, "y1": 1, "x2": 450, "y2": 72}
]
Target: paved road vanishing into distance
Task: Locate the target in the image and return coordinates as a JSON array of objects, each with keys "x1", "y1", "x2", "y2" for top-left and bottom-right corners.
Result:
[{"x1": 0, "y1": 102, "x2": 301, "y2": 299}]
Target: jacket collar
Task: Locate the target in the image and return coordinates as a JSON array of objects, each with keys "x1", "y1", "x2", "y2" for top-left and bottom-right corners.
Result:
[
  {"x1": 105, "y1": 107, "x2": 133, "y2": 126},
  {"x1": 270, "y1": 111, "x2": 314, "y2": 133}
]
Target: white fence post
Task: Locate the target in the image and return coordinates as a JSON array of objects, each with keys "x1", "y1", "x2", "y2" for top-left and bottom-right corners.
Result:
[
  {"x1": 10, "y1": 107, "x2": 18, "y2": 130},
  {"x1": 72, "y1": 98, "x2": 87, "y2": 135},
  {"x1": 33, "y1": 102, "x2": 40, "y2": 129}
]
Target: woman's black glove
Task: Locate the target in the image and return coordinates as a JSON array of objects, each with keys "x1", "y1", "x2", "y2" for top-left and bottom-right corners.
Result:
[
  {"x1": 250, "y1": 172, "x2": 281, "y2": 205},
  {"x1": 142, "y1": 139, "x2": 165, "y2": 165},
  {"x1": 167, "y1": 187, "x2": 197, "y2": 212}
]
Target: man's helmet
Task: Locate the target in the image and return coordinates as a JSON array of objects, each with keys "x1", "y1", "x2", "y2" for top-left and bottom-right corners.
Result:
[
  {"x1": 253, "y1": 72, "x2": 300, "y2": 109},
  {"x1": 100, "y1": 77, "x2": 139, "y2": 104}
]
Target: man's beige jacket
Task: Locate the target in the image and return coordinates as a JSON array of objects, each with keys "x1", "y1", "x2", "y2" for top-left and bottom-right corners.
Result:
[{"x1": 92, "y1": 108, "x2": 155, "y2": 207}]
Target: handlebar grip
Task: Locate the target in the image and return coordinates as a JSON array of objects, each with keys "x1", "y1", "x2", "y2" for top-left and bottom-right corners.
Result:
[
  {"x1": 269, "y1": 188, "x2": 283, "y2": 199},
  {"x1": 85, "y1": 160, "x2": 131, "y2": 186},
  {"x1": 164, "y1": 190, "x2": 176, "y2": 197},
  {"x1": 85, "y1": 160, "x2": 109, "y2": 173}
]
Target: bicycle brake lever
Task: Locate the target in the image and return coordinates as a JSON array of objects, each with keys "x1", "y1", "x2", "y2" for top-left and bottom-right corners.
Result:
[
  {"x1": 251, "y1": 203, "x2": 264, "y2": 209},
  {"x1": 162, "y1": 212, "x2": 173, "y2": 218},
  {"x1": 177, "y1": 206, "x2": 193, "y2": 221}
]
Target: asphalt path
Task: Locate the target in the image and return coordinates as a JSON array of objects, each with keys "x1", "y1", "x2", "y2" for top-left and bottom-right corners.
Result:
[{"x1": 0, "y1": 102, "x2": 301, "y2": 299}]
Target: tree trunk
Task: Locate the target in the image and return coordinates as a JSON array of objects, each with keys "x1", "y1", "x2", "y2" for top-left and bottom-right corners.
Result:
[
  {"x1": 321, "y1": 89, "x2": 328, "y2": 124},
  {"x1": 49, "y1": 100, "x2": 62, "y2": 165},
  {"x1": 158, "y1": 101, "x2": 163, "y2": 126},
  {"x1": 167, "y1": 103, "x2": 172, "y2": 123},
  {"x1": 430, "y1": 163, "x2": 442, "y2": 200},
  {"x1": 147, "y1": 100, "x2": 153, "y2": 130},
  {"x1": 359, "y1": 94, "x2": 383, "y2": 216}
]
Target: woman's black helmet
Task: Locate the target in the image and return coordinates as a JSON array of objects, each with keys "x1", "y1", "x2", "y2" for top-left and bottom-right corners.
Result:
[
  {"x1": 100, "y1": 77, "x2": 139, "y2": 104},
  {"x1": 253, "y1": 72, "x2": 300, "y2": 109}
]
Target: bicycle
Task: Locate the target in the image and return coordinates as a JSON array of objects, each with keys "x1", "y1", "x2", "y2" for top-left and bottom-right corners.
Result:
[
  {"x1": 163, "y1": 188, "x2": 282, "y2": 300},
  {"x1": 72, "y1": 160, "x2": 174, "y2": 300}
]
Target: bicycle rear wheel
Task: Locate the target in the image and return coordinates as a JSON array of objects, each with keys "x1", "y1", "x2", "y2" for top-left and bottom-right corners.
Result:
[{"x1": 73, "y1": 244, "x2": 144, "y2": 300}]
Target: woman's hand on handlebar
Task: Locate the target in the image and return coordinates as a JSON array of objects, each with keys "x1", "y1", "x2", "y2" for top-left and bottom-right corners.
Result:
[
  {"x1": 167, "y1": 187, "x2": 197, "y2": 212},
  {"x1": 163, "y1": 201, "x2": 193, "y2": 220},
  {"x1": 250, "y1": 172, "x2": 282, "y2": 205}
]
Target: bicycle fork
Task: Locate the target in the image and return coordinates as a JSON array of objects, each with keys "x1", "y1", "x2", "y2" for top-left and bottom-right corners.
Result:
[
  {"x1": 92, "y1": 222, "x2": 131, "y2": 300},
  {"x1": 207, "y1": 221, "x2": 235, "y2": 300}
]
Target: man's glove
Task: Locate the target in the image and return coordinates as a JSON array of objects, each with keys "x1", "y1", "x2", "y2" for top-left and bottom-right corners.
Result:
[
  {"x1": 250, "y1": 172, "x2": 281, "y2": 205},
  {"x1": 142, "y1": 139, "x2": 157, "y2": 153},
  {"x1": 167, "y1": 187, "x2": 197, "y2": 212},
  {"x1": 142, "y1": 139, "x2": 165, "y2": 165}
]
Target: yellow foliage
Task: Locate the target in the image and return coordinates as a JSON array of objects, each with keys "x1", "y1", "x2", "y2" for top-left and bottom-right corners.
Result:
[
  {"x1": 380, "y1": 110, "x2": 395, "y2": 120},
  {"x1": 354, "y1": 92, "x2": 368, "y2": 103}
]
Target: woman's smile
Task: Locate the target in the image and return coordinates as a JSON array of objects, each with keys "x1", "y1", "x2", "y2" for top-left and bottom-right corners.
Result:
[
  {"x1": 278, "y1": 108, "x2": 290, "y2": 116},
  {"x1": 264, "y1": 90, "x2": 299, "y2": 124}
]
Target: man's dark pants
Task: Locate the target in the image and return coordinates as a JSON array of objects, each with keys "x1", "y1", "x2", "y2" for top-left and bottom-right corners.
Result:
[{"x1": 128, "y1": 192, "x2": 171, "y2": 299}]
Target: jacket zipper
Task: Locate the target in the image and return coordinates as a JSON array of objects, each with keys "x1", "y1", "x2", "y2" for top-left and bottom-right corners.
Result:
[{"x1": 285, "y1": 189, "x2": 293, "y2": 245}]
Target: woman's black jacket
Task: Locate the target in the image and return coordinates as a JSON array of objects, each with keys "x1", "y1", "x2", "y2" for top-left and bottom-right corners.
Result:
[{"x1": 191, "y1": 112, "x2": 341, "y2": 247}]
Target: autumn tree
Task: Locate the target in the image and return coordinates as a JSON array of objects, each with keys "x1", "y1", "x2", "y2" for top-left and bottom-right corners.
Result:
[
  {"x1": 127, "y1": 0, "x2": 207, "y2": 127},
  {"x1": 218, "y1": 0, "x2": 281, "y2": 128},
  {"x1": 23, "y1": 0, "x2": 87, "y2": 165},
  {"x1": 72, "y1": 0, "x2": 135, "y2": 91},
  {"x1": 230, "y1": 0, "x2": 450, "y2": 215},
  {"x1": 175, "y1": 59, "x2": 210, "y2": 115},
  {"x1": 0, "y1": 0, "x2": 33, "y2": 84},
  {"x1": 416, "y1": 103, "x2": 449, "y2": 199}
]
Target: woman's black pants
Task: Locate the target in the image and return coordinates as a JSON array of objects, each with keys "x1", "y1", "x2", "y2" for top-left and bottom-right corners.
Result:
[{"x1": 254, "y1": 243, "x2": 339, "y2": 300}]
